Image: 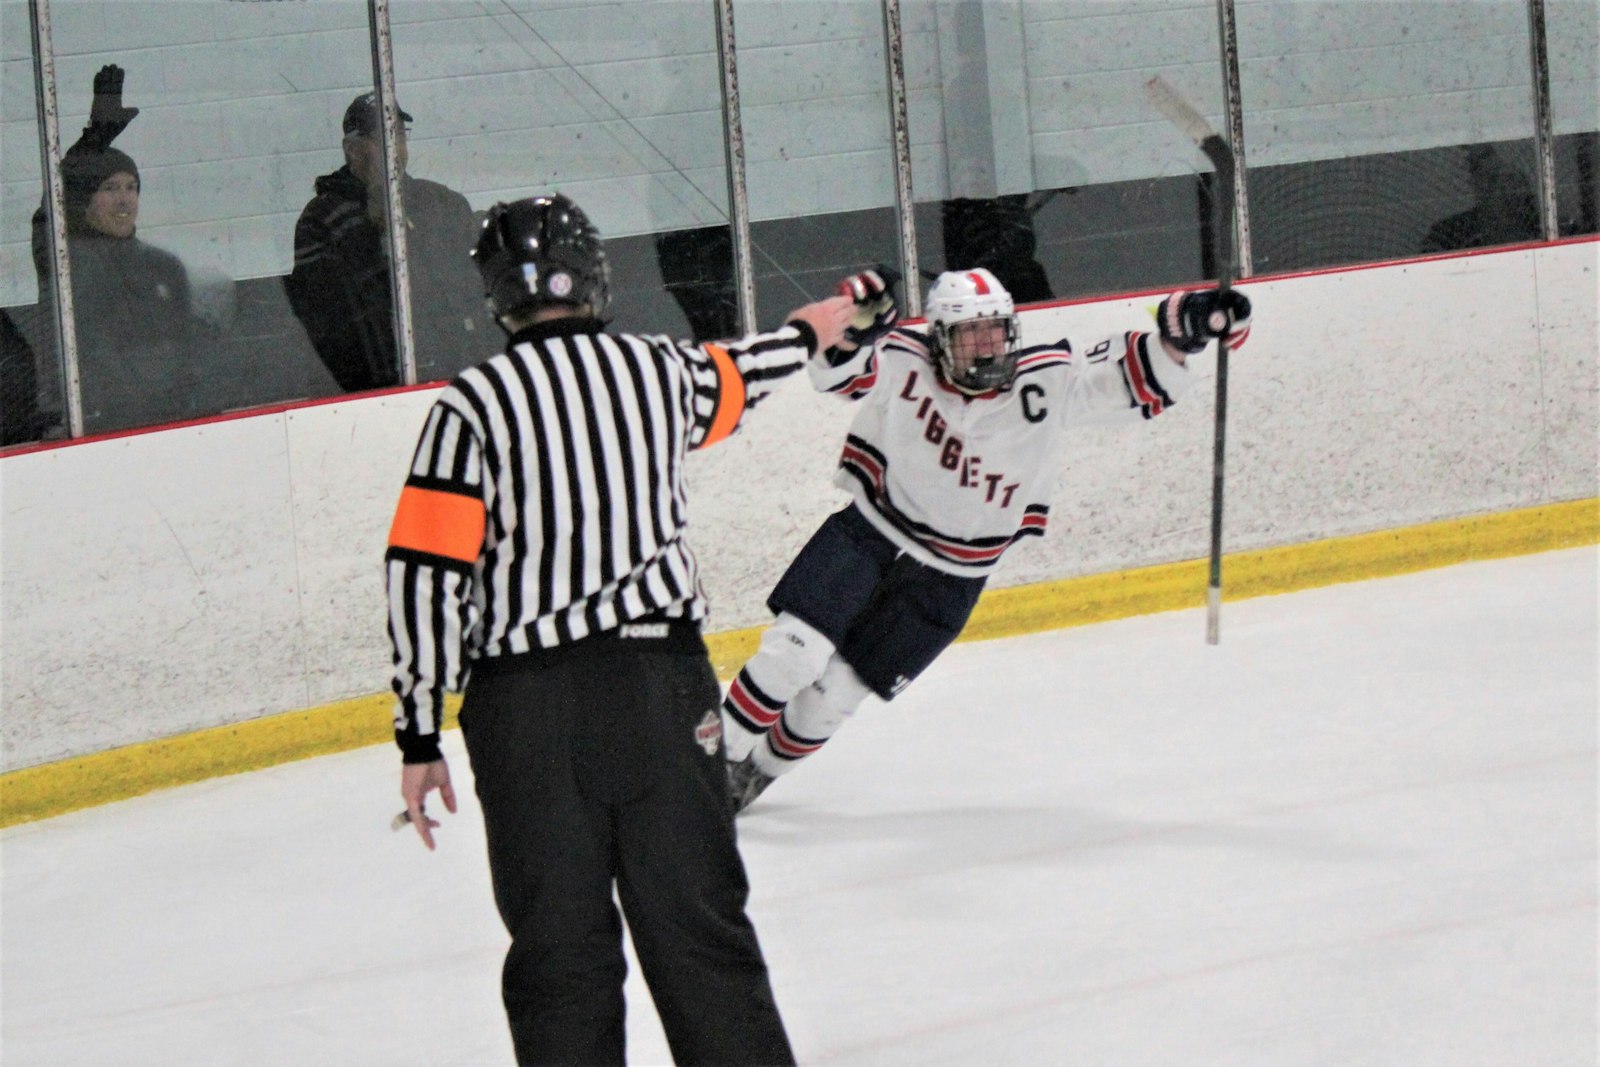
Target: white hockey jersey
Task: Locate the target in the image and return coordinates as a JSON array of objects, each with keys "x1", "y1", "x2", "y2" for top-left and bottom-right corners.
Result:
[{"x1": 807, "y1": 325, "x2": 1193, "y2": 577}]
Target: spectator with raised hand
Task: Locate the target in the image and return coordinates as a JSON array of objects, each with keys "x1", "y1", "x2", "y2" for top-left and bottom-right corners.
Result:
[
  {"x1": 31, "y1": 64, "x2": 209, "y2": 435},
  {"x1": 284, "y1": 92, "x2": 496, "y2": 392}
]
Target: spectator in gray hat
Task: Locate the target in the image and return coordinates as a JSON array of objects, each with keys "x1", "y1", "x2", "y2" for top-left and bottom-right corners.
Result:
[{"x1": 285, "y1": 92, "x2": 497, "y2": 392}]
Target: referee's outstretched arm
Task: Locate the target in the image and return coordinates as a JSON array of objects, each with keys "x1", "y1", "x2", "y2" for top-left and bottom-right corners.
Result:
[{"x1": 685, "y1": 296, "x2": 857, "y2": 451}]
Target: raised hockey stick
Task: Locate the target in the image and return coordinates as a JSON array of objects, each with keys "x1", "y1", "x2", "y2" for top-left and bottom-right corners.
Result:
[{"x1": 1144, "y1": 75, "x2": 1237, "y2": 646}]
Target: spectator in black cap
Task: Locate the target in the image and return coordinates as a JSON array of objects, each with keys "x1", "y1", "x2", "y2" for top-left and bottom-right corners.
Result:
[
  {"x1": 284, "y1": 91, "x2": 496, "y2": 392},
  {"x1": 30, "y1": 64, "x2": 208, "y2": 435}
]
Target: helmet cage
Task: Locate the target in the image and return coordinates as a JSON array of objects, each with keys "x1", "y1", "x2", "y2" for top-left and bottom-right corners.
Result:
[
  {"x1": 932, "y1": 315, "x2": 1021, "y2": 394},
  {"x1": 925, "y1": 269, "x2": 1020, "y2": 395}
]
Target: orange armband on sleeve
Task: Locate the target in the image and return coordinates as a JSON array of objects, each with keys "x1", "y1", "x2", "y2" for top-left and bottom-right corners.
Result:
[
  {"x1": 387, "y1": 484, "x2": 486, "y2": 563},
  {"x1": 699, "y1": 342, "x2": 746, "y2": 449}
]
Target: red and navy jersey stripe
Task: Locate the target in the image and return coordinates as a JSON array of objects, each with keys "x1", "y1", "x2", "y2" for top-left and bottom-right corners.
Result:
[
  {"x1": 1118, "y1": 333, "x2": 1174, "y2": 419},
  {"x1": 1013, "y1": 345, "x2": 1074, "y2": 378},
  {"x1": 820, "y1": 332, "x2": 930, "y2": 398},
  {"x1": 838, "y1": 434, "x2": 1049, "y2": 572}
]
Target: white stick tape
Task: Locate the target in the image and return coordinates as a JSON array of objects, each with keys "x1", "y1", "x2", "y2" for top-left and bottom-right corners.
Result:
[{"x1": 1144, "y1": 76, "x2": 1216, "y2": 147}]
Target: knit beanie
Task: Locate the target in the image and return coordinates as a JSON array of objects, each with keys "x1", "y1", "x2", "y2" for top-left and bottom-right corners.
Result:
[{"x1": 60, "y1": 145, "x2": 139, "y2": 235}]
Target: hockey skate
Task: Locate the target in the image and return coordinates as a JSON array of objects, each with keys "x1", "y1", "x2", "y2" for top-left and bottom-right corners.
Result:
[{"x1": 726, "y1": 755, "x2": 775, "y2": 815}]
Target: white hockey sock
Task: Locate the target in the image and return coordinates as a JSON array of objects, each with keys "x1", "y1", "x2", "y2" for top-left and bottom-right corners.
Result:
[
  {"x1": 721, "y1": 613, "x2": 835, "y2": 761},
  {"x1": 721, "y1": 710, "x2": 766, "y2": 763},
  {"x1": 753, "y1": 655, "x2": 871, "y2": 776}
]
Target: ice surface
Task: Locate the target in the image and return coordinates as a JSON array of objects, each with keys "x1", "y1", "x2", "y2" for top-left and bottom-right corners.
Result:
[{"x1": 3, "y1": 548, "x2": 1595, "y2": 1066}]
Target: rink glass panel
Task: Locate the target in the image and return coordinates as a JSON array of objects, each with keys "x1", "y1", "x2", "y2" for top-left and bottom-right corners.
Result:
[
  {"x1": 1, "y1": 0, "x2": 60, "y2": 445},
  {"x1": 21, "y1": 1, "x2": 372, "y2": 437},
  {"x1": 393, "y1": 1, "x2": 739, "y2": 345},
  {"x1": 1547, "y1": 0, "x2": 1599, "y2": 237},
  {"x1": 736, "y1": 1, "x2": 903, "y2": 326},
  {"x1": 904, "y1": 1, "x2": 1231, "y2": 306},
  {"x1": 3, "y1": 0, "x2": 1588, "y2": 447},
  {"x1": 1238, "y1": 0, "x2": 1541, "y2": 273}
]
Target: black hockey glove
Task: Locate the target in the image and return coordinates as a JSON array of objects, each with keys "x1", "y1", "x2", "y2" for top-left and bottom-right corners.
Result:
[
  {"x1": 1157, "y1": 288, "x2": 1252, "y2": 354},
  {"x1": 837, "y1": 266, "x2": 900, "y2": 350},
  {"x1": 81, "y1": 64, "x2": 140, "y2": 152}
]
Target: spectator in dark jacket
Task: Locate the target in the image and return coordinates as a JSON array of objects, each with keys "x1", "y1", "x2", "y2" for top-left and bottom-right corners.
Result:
[
  {"x1": 941, "y1": 192, "x2": 1055, "y2": 305},
  {"x1": 31, "y1": 65, "x2": 209, "y2": 436},
  {"x1": 1, "y1": 309, "x2": 45, "y2": 446},
  {"x1": 655, "y1": 224, "x2": 739, "y2": 343},
  {"x1": 284, "y1": 93, "x2": 497, "y2": 392}
]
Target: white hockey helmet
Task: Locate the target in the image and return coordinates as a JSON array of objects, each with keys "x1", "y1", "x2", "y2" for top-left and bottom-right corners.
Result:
[{"x1": 925, "y1": 268, "x2": 1021, "y2": 395}]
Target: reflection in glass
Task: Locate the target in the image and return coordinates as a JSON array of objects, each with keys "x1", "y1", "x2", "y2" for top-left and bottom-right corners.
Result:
[
  {"x1": 655, "y1": 224, "x2": 738, "y2": 342},
  {"x1": 1240, "y1": 1, "x2": 1538, "y2": 270},
  {"x1": 1554, "y1": 133, "x2": 1598, "y2": 238},
  {"x1": 1548, "y1": 0, "x2": 1599, "y2": 237},
  {"x1": 1418, "y1": 142, "x2": 1540, "y2": 253},
  {"x1": 378, "y1": 2, "x2": 737, "y2": 344},
  {"x1": 0, "y1": 308, "x2": 45, "y2": 446},
  {"x1": 939, "y1": 193, "x2": 1053, "y2": 303},
  {"x1": 906, "y1": 2, "x2": 1222, "y2": 305}
]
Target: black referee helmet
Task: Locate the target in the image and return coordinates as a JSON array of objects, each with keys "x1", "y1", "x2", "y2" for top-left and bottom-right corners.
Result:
[{"x1": 473, "y1": 194, "x2": 611, "y2": 325}]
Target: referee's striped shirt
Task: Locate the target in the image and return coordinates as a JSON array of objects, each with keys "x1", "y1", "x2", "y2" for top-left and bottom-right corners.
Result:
[{"x1": 385, "y1": 315, "x2": 820, "y2": 762}]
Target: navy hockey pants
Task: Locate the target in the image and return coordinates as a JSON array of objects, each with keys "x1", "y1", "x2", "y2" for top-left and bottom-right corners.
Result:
[
  {"x1": 769, "y1": 504, "x2": 987, "y2": 700},
  {"x1": 459, "y1": 623, "x2": 794, "y2": 1066}
]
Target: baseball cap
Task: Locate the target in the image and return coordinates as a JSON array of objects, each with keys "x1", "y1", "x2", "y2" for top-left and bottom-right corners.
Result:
[{"x1": 342, "y1": 91, "x2": 414, "y2": 137}]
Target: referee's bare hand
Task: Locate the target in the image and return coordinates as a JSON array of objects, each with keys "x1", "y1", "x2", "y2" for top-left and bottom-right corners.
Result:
[
  {"x1": 400, "y1": 758, "x2": 457, "y2": 851},
  {"x1": 787, "y1": 295, "x2": 856, "y2": 354}
]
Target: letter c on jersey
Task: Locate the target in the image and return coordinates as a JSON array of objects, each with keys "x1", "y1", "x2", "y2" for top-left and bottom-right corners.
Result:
[{"x1": 1021, "y1": 383, "x2": 1047, "y2": 423}]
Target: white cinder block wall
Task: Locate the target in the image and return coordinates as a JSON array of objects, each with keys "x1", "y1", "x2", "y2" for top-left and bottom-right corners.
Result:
[{"x1": 2, "y1": 243, "x2": 1596, "y2": 770}]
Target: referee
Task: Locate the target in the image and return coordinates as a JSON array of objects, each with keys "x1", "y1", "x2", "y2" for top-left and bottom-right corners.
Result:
[{"x1": 384, "y1": 193, "x2": 854, "y2": 1065}]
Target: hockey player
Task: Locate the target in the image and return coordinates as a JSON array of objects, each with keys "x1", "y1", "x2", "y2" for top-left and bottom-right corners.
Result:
[{"x1": 722, "y1": 266, "x2": 1251, "y2": 812}]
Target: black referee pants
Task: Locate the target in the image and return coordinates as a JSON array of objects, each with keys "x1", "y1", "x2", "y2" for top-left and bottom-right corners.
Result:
[{"x1": 459, "y1": 627, "x2": 794, "y2": 1066}]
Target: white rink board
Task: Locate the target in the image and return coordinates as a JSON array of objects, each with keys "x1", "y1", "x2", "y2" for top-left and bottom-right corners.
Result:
[
  {"x1": 1, "y1": 244, "x2": 1596, "y2": 769},
  {"x1": 0, "y1": 417, "x2": 305, "y2": 766},
  {"x1": 281, "y1": 391, "x2": 437, "y2": 710},
  {"x1": 1535, "y1": 241, "x2": 1600, "y2": 497}
]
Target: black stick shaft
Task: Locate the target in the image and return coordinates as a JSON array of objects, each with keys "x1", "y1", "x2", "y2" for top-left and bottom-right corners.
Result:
[
  {"x1": 1144, "y1": 78, "x2": 1238, "y2": 644},
  {"x1": 1207, "y1": 335, "x2": 1230, "y2": 641},
  {"x1": 1200, "y1": 134, "x2": 1235, "y2": 645}
]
